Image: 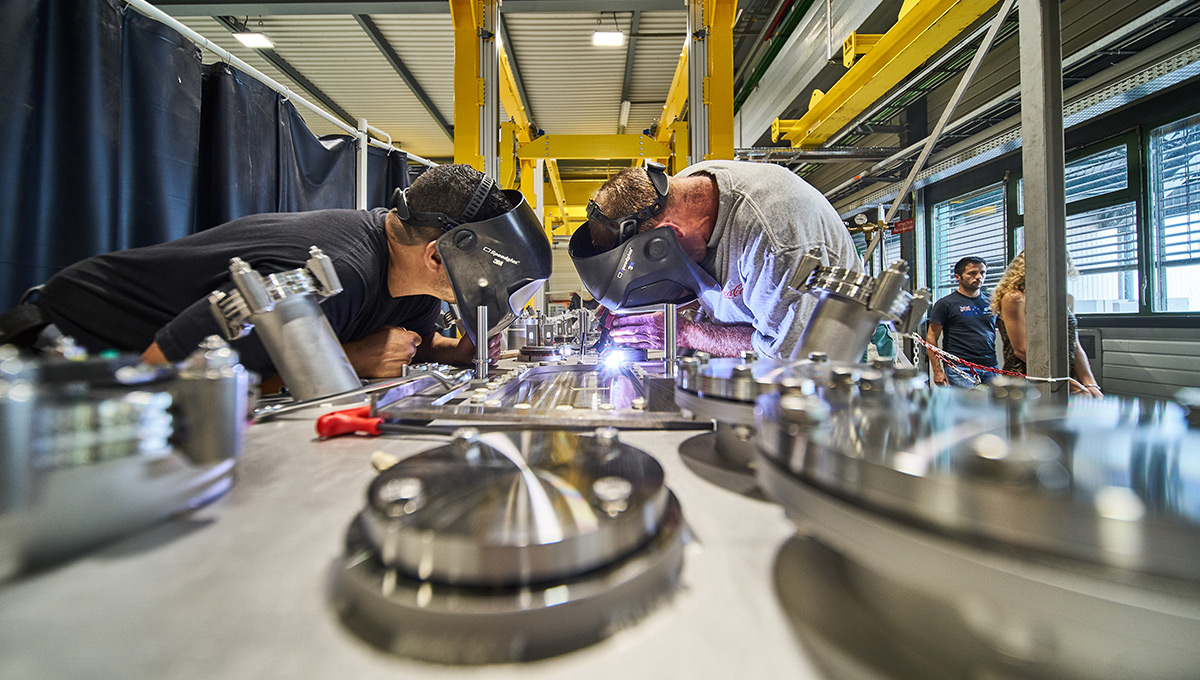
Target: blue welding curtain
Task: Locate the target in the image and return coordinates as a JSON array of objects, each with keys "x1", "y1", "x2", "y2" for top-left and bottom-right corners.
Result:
[{"x1": 0, "y1": 0, "x2": 407, "y2": 308}]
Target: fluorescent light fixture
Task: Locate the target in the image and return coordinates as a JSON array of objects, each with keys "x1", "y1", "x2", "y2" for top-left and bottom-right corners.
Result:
[
  {"x1": 592, "y1": 31, "x2": 625, "y2": 47},
  {"x1": 233, "y1": 32, "x2": 274, "y2": 48},
  {"x1": 619, "y1": 100, "x2": 631, "y2": 129}
]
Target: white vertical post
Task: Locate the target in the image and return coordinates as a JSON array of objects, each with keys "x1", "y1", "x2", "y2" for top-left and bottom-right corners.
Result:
[
  {"x1": 355, "y1": 118, "x2": 369, "y2": 210},
  {"x1": 480, "y1": 0, "x2": 500, "y2": 181},
  {"x1": 687, "y1": 0, "x2": 708, "y2": 165},
  {"x1": 664, "y1": 303, "x2": 678, "y2": 376}
]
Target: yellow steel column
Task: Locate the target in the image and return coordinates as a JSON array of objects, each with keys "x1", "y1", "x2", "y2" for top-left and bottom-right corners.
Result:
[
  {"x1": 450, "y1": 0, "x2": 483, "y2": 170},
  {"x1": 705, "y1": 0, "x2": 736, "y2": 160},
  {"x1": 499, "y1": 121, "x2": 518, "y2": 188}
]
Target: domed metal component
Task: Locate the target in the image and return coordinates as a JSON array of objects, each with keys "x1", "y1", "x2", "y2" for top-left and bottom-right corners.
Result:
[
  {"x1": 333, "y1": 429, "x2": 685, "y2": 663},
  {"x1": 759, "y1": 389, "x2": 1200, "y2": 582},
  {"x1": 758, "y1": 390, "x2": 1200, "y2": 679},
  {"x1": 358, "y1": 429, "x2": 671, "y2": 587}
]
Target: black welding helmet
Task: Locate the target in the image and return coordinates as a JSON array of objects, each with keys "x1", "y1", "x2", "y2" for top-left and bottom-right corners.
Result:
[
  {"x1": 392, "y1": 177, "x2": 551, "y2": 344},
  {"x1": 568, "y1": 162, "x2": 717, "y2": 310},
  {"x1": 570, "y1": 226, "x2": 718, "y2": 310}
]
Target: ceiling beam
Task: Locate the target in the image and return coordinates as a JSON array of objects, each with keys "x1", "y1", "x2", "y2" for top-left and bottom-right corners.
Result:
[
  {"x1": 158, "y1": 1, "x2": 681, "y2": 16},
  {"x1": 213, "y1": 15, "x2": 356, "y2": 126},
  {"x1": 517, "y1": 134, "x2": 673, "y2": 160},
  {"x1": 354, "y1": 14, "x2": 453, "y2": 140}
]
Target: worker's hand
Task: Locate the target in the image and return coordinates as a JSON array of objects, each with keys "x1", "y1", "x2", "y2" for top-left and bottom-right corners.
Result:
[
  {"x1": 609, "y1": 311, "x2": 665, "y2": 350},
  {"x1": 1067, "y1": 378, "x2": 1102, "y2": 398},
  {"x1": 440, "y1": 332, "x2": 502, "y2": 366},
  {"x1": 931, "y1": 370, "x2": 949, "y2": 386},
  {"x1": 342, "y1": 326, "x2": 422, "y2": 378}
]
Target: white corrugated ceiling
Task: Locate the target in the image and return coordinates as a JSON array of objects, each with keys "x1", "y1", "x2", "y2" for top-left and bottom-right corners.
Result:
[{"x1": 172, "y1": 8, "x2": 688, "y2": 168}]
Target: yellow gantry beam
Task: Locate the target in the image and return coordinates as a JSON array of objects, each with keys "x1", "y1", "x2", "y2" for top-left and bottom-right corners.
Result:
[
  {"x1": 449, "y1": 0, "x2": 483, "y2": 170},
  {"x1": 655, "y1": 45, "x2": 689, "y2": 146},
  {"x1": 517, "y1": 134, "x2": 673, "y2": 160},
  {"x1": 545, "y1": 159, "x2": 568, "y2": 226},
  {"x1": 705, "y1": 0, "x2": 736, "y2": 160},
  {"x1": 498, "y1": 45, "x2": 534, "y2": 146},
  {"x1": 772, "y1": 0, "x2": 1001, "y2": 147}
]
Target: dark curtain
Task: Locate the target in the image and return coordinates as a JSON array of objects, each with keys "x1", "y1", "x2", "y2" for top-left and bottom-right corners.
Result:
[
  {"x1": 1, "y1": 0, "x2": 377, "y2": 307},
  {"x1": 195, "y1": 64, "x2": 279, "y2": 231},
  {"x1": 120, "y1": 10, "x2": 203, "y2": 246},
  {"x1": 277, "y1": 103, "x2": 356, "y2": 212},
  {"x1": 0, "y1": 0, "x2": 43, "y2": 305},
  {"x1": 366, "y1": 146, "x2": 411, "y2": 209}
]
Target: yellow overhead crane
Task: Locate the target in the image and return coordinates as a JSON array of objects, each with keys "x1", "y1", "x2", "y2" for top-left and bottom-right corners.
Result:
[
  {"x1": 452, "y1": 0, "x2": 737, "y2": 238},
  {"x1": 772, "y1": 0, "x2": 1001, "y2": 148}
]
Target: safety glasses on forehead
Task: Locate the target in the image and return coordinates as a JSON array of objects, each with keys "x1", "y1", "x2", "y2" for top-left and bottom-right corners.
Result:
[{"x1": 585, "y1": 161, "x2": 670, "y2": 246}]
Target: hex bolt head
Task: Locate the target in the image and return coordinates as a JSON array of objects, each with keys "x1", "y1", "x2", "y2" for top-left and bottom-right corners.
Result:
[{"x1": 592, "y1": 475, "x2": 632, "y2": 502}]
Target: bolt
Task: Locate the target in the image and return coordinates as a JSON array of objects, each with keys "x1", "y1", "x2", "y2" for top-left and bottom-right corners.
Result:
[
  {"x1": 592, "y1": 475, "x2": 633, "y2": 502},
  {"x1": 453, "y1": 427, "x2": 480, "y2": 444},
  {"x1": 741, "y1": 350, "x2": 758, "y2": 362},
  {"x1": 593, "y1": 426, "x2": 619, "y2": 447},
  {"x1": 378, "y1": 476, "x2": 423, "y2": 503}
]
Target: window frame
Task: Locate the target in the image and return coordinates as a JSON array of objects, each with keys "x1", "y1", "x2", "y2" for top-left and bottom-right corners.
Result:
[{"x1": 1006, "y1": 129, "x2": 1148, "y2": 316}]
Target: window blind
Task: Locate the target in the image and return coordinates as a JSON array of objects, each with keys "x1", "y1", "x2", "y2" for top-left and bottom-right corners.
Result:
[{"x1": 931, "y1": 183, "x2": 1006, "y2": 300}]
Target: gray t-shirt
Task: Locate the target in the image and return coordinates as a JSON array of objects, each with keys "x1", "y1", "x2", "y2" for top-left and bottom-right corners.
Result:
[{"x1": 680, "y1": 160, "x2": 862, "y2": 360}]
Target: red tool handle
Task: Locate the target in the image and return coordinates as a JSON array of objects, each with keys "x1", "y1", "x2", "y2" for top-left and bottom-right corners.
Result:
[{"x1": 316, "y1": 405, "x2": 384, "y2": 438}]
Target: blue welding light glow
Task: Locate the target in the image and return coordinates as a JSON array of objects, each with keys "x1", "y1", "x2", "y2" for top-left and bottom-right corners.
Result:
[{"x1": 601, "y1": 349, "x2": 628, "y2": 370}]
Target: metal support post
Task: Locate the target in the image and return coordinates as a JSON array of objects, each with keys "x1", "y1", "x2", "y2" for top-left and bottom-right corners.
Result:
[
  {"x1": 355, "y1": 119, "x2": 369, "y2": 210},
  {"x1": 664, "y1": 303, "x2": 678, "y2": 377},
  {"x1": 480, "y1": 0, "x2": 500, "y2": 180},
  {"x1": 687, "y1": 0, "x2": 708, "y2": 164},
  {"x1": 475, "y1": 304, "x2": 489, "y2": 381},
  {"x1": 1019, "y1": 0, "x2": 1069, "y2": 399}
]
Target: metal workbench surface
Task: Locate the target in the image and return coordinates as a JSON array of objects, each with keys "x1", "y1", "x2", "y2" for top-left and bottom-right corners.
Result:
[{"x1": 0, "y1": 409, "x2": 826, "y2": 680}]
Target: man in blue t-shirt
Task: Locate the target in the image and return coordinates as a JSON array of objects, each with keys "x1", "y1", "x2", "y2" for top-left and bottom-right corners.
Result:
[{"x1": 926, "y1": 256, "x2": 998, "y2": 387}]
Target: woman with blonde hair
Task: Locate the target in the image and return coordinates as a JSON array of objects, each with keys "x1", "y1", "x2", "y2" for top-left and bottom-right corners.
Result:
[{"x1": 992, "y1": 251, "x2": 1103, "y2": 397}]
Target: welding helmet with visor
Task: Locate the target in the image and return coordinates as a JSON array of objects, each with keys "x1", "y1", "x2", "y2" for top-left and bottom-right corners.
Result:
[
  {"x1": 392, "y1": 177, "x2": 551, "y2": 344},
  {"x1": 568, "y1": 163, "x2": 717, "y2": 311}
]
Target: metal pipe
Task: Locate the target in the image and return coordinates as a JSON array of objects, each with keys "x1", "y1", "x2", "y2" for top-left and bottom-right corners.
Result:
[
  {"x1": 475, "y1": 305, "x2": 489, "y2": 380},
  {"x1": 125, "y1": 0, "x2": 355, "y2": 135},
  {"x1": 123, "y1": 0, "x2": 436, "y2": 169},
  {"x1": 827, "y1": 0, "x2": 1189, "y2": 209},
  {"x1": 355, "y1": 119, "x2": 369, "y2": 210},
  {"x1": 664, "y1": 303, "x2": 678, "y2": 377},
  {"x1": 862, "y1": 0, "x2": 1016, "y2": 263}
]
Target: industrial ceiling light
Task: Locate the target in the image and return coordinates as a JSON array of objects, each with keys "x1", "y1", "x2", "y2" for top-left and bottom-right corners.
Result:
[
  {"x1": 234, "y1": 17, "x2": 274, "y2": 48},
  {"x1": 592, "y1": 13, "x2": 624, "y2": 47},
  {"x1": 233, "y1": 32, "x2": 274, "y2": 48}
]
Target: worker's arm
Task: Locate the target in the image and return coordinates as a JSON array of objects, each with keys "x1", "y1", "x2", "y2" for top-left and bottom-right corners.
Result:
[
  {"x1": 999, "y1": 291, "x2": 1026, "y2": 361},
  {"x1": 925, "y1": 322, "x2": 948, "y2": 386},
  {"x1": 412, "y1": 330, "x2": 500, "y2": 366},
  {"x1": 1066, "y1": 295, "x2": 1102, "y2": 398},
  {"x1": 141, "y1": 342, "x2": 169, "y2": 364},
  {"x1": 342, "y1": 326, "x2": 423, "y2": 378},
  {"x1": 608, "y1": 311, "x2": 754, "y2": 357}
]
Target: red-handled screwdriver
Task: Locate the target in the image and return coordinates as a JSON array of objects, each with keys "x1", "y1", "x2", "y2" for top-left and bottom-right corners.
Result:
[
  {"x1": 316, "y1": 405, "x2": 383, "y2": 438},
  {"x1": 316, "y1": 406, "x2": 460, "y2": 439}
]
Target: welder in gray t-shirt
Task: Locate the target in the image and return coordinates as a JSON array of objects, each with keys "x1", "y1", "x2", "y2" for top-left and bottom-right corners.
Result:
[{"x1": 593, "y1": 160, "x2": 862, "y2": 360}]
